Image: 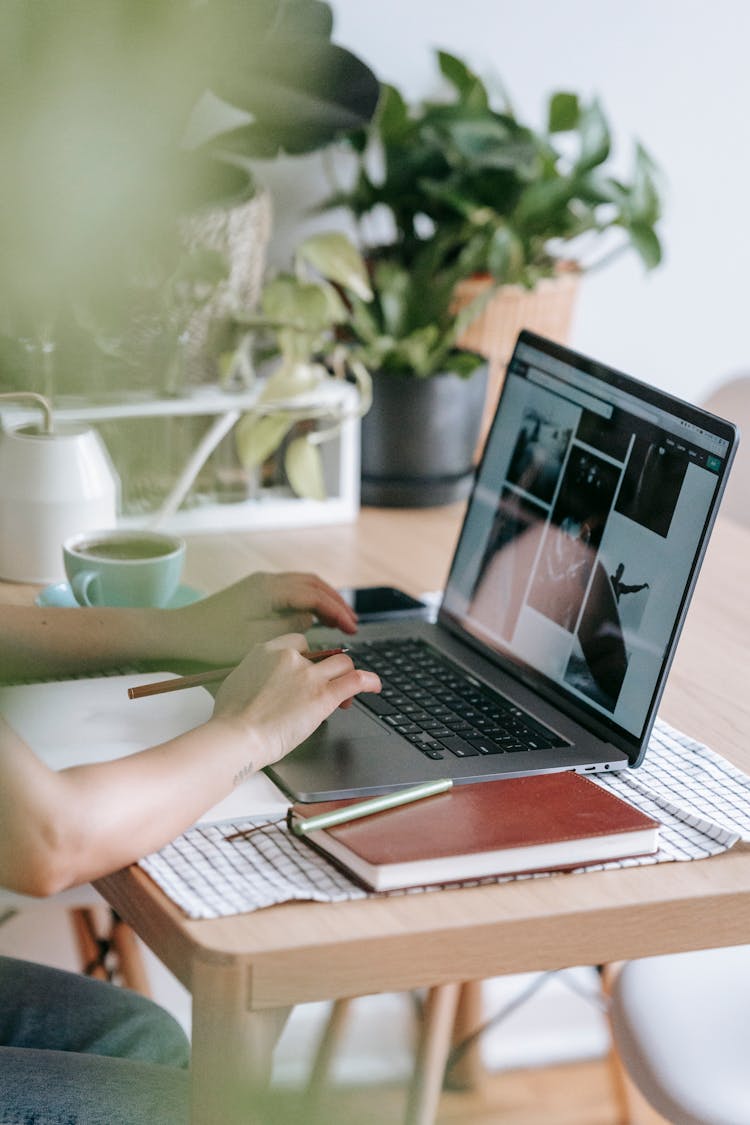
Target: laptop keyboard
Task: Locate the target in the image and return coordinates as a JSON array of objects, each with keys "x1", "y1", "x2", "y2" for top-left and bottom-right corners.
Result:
[{"x1": 349, "y1": 639, "x2": 570, "y2": 762}]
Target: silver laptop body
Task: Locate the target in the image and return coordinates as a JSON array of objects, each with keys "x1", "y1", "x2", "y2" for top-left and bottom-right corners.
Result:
[{"x1": 268, "y1": 331, "x2": 738, "y2": 802}]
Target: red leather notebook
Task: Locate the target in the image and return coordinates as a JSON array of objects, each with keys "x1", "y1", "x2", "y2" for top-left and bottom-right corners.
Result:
[{"x1": 289, "y1": 773, "x2": 659, "y2": 891}]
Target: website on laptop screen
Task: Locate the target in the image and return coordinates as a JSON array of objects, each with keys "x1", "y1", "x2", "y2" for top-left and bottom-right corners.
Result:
[{"x1": 442, "y1": 336, "x2": 732, "y2": 741}]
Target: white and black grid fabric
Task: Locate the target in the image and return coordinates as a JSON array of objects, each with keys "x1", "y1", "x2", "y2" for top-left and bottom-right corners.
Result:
[{"x1": 139, "y1": 718, "x2": 750, "y2": 920}]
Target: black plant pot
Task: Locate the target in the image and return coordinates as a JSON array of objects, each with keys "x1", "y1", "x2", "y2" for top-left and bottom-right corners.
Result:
[{"x1": 360, "y1": 365, "x2": 488, "y2": 507}]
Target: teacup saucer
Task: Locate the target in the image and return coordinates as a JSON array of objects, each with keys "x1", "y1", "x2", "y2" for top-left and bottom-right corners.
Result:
[{"x1": 35, "y1": 582, "x2": 204, "y2": 609}]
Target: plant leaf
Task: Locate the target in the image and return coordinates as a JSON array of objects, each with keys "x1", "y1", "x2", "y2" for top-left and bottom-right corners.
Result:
[
  {"x1": 260, "y1": 360, "x2": 325, "y2": 402},
  {"x1": 443, "y1": 120, "x2": 536, "y2": 170},
  {"x1": 205, "y1": 34, "x2": 380, "y2": 157},
  {"x1": 377, "y1": 84, "x2": 412, "y2": 144},
  {"x1": 448, "y1": 350, "x2": 486, "y2": 378},
  {"x1": 575, "y1": 171, "x2": 627, "y2": 207},
  {"x1": 548, "y1": 91, "x2": 579, "y2": 133},
  {"x1": 173, "y1": 153, "x2": 255, "y2": 212},
  {"x1": 273, "y1": 0, "x2": 333, "y2": 39},
  {"x1": 487, "y1": 226, "x2": 524, "y2": 282},
  {"x1": 261, "y1": 276, "x2": 330, "y2": 332},
  {"x1": 372, "y1": 260, "x2": 411, "y2": 337},
  {"x1": 235, "y1": 412, "x2": 292, "y2": 469},
  {"x1": 628, "y1": 222, "x2": 663, "y2": 269},
  {"x1": 396, "y1": 325, "x2": 441, "y2": 375},
  {"x1": 348, "y1": 291, "x2": 382, "y2": 344},
  {"x1": 576, "y1": 98, "x2": 611, "y2": 172},
  {"x1": 628, "y1": 143, "x2": 662, "y2": 226},
  {"x1": 296, "y1": 232, "x2": 372, "y2": 299},
  {"x1": 285, "y1": 435, "x2": 326, "y2": 499},
  {"x1": 347, "y1": 356, "x2": 373, "y2": 415},
  {"x1": 437, "y1": 50, "x2": 489, "y2": 109},
  {"x1": 318, "y1": 280, "x2": 350, "y2": 324},
  {"x1": 514, "y1": 177, "x2": 574, "y2": 230}
]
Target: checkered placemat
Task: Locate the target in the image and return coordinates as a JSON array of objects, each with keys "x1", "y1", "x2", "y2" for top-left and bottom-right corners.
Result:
[{"x1": 139, "y1": 718, "x2": 750, "y2": 919}]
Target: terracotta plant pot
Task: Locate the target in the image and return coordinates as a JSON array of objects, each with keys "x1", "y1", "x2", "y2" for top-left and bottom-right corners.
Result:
[{"x1": 453, "y1": 268, "x2": 580, "y2": 456}]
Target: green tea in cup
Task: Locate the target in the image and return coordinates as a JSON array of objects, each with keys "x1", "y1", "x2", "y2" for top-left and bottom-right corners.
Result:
[{"x1": 63, "y1": 529, "x2": 186, "y2": 607}]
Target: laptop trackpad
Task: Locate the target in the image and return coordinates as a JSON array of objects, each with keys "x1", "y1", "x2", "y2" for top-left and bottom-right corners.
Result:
[
  {"x1": 302, "y1": 703, "x2": 388, "y2": 750},
  {"x1": 266, "y1": 703, "x2": 404, "y2": 802}
]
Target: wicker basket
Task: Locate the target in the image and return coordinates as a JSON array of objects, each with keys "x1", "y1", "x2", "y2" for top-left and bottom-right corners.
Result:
[
  {"x1": 181, "y1": 189, "x2": 273, "y2": 388},
  {"x1": 453, "y1": 268, "x2": 580, "y2": 456}
]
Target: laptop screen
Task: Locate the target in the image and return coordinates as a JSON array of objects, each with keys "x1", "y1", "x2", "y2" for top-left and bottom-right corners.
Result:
[{"x1": 441, "y1": 331, "x2": 737, "y2": 751}]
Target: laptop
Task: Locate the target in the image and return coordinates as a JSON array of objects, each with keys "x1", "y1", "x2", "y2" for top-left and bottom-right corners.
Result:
[{"x1": 268, "y1": 331, "x2": 739, "y2": 802}]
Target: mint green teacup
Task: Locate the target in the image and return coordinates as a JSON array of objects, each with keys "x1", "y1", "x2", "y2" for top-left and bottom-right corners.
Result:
[{"x1": 63, "y1": 529, "x2": 185, "y2": 607}]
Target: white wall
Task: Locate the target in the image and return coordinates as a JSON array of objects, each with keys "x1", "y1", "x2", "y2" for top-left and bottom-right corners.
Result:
[{"x1": 259, "y1": 0, "x2": 750, "y2": 408}]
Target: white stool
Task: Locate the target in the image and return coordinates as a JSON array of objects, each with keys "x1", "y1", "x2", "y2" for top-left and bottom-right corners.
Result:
[{"x1": 609, "y1": 945, "x2": 750, "y2": 1125}]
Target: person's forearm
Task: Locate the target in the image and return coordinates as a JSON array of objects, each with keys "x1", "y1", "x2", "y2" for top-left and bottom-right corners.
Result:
[
  {"x1": 0, "y1": 637, "x2": 378, "y2": 896},
  {"x1": 0, "y1": 715, "x2": 261, "y2": 895},
  {"x1": 0, "y1": 571, "x2": 360, "y2": 684},
  {"x1": 0, "y1": 605, "x2": 185, "y2": 682},
  {"x1": 56, "y1": 717, "x2": 260, "y2": 889}
]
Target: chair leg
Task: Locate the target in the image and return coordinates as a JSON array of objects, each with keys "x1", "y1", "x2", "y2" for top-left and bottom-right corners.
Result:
[
  {"x1": 444, "y1": 979, "x2": 486, "y2": 1092},
  {"x1": 307, "y1": 982, "x2": 485, "y2": 1121},
  {"x1": 404, "y1": 982, "x2": 461, "y2": 1125},
  {"x1": 69, "y1": 906, "x2": 150, "y2": 996},
  {"x1": 305, "y1": 997, "x2": 353, "y2": 1104}
]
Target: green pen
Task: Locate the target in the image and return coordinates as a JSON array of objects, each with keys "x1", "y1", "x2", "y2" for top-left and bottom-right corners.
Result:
[{"x1": 289, "y1": 777, "x2": 453, "y2": 836}]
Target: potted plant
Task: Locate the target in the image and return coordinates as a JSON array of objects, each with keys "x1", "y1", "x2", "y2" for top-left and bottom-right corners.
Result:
[
  {"x1": 231, "y1": 231, "x2": 375, "y2": 501},
  {"x1": 322, "y1": 48, "x2": 664, "y2": 488},
  {"x1": 343, "y1": 243, "x2": 490, "y2": 505},
  {"x1": 0, "y1": 0, "x2": 380, "y2": 522},
  {"x1": 0, "y1": 0, "x2": 380, "y2": 402}
]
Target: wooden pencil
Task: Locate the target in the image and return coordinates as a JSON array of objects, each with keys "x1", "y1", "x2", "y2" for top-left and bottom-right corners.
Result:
[{"x1": 127, "y1": 648, "x2": 348, "y2": 700}]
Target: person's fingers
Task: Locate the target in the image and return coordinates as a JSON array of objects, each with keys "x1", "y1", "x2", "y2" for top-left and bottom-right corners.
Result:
[
  {"x1": 309, "y1": 651, "x2": 356, "y2": 678},
  {"x1": 242, "y1": 613, "x2": 315, "y2": 642},
  {"x1": 264, "y1": 632, "x2": 309, "y2": 654},
  {"x1": 309, "y1": 652, "x2": 382, "y2": 694},
  {"x1": 309, "y1": 589, "x2": 358, "y2": 634},
  {"x1": 268, "y1": 573, "x2": 358, "y2": 634},
  {"x1": 325, "y1": 667, "x2": 381, "y2": 706}
]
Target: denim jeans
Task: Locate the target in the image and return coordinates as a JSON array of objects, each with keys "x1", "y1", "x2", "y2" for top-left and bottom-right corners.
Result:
[{"x1": 0, "y1": 955, "x2": 189, "y2": 1124}]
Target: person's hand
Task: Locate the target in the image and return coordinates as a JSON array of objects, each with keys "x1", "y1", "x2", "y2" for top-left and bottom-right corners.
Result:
[
  {"x1": 212, "y1": 634, "x2": 381, "y2": 773},
  {"x1": 163, "y1": 571, "x2": 358, "y2": 666}
]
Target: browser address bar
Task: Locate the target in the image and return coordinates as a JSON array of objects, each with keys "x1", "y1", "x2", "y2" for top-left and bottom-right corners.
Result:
[{"x1": 527, "y1": 367, "x2": 613, "y2": 418}]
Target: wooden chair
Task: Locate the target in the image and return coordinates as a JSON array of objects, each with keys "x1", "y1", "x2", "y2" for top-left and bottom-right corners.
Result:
[
  {"x1": 69, "y1": 904, "x2": 151, "y2": 995},
  {"x1": 0, "y1": 892, "x2": 150, "y2": 996}
]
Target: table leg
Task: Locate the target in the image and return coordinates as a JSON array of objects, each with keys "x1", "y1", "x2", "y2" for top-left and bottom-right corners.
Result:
[
  {"x1": 445, "y1": 980, "x2": 487, "y2": 1092},
  {"x1": 190, "y1": 958, "x2": 288, "y2": 1125},
  {"x1": 404, "y1": 982, "x2": 461, "y2": 1125}
]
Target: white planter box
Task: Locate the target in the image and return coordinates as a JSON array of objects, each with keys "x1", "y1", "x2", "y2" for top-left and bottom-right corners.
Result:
[{"x1": 1, "y1": 383, "x2": 361, "y2": 533}]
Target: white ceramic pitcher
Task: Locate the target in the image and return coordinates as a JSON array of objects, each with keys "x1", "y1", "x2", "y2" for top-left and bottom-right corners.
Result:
[{"x1": 0, "y1": 393, "x2": 120, "y2": 583}]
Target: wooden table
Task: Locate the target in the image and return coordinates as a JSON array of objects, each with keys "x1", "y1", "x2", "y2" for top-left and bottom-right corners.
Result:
[{"x1": 8, "y1": 507, "x2": 750, "y2": 1123}]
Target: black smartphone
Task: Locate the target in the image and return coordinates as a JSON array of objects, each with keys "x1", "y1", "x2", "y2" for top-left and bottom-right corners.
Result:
[{"x1": 340, "y1": 585, "x2": 431, "y2": 622}]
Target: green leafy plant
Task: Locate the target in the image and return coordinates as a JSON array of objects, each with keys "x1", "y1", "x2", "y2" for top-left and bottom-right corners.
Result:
[
  {"x1": 232, "y1": 232, "x2": 374, "y2": 499},
  {"x1": 324, "y1": 48, "x2": 663, "y2": 294},
  {"x1": 344, "y1": 247, "x2": 487, "y2": 380},
  {"x1": 0, "y1": 0, "x2": 379, "y2": 395}
]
